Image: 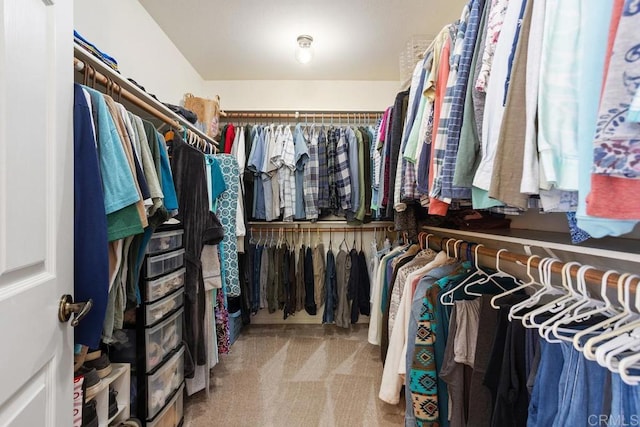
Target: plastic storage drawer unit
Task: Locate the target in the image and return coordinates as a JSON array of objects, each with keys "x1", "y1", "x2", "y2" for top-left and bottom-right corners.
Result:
[
  {"x1": 145, "y1": 289, "x2": 184, "y2": 326},
  {"x1": 147, "y1": 384, "x2": 184, "y2": 427},
  {"x1": 146, "y1": 346, "x2": 185, "y2": 419},
  {"x1": 145, "y1": 249, "x2": 185, "y2": 279},
  {"x1": 146, "y1": 230, "x2": 184, "y2": 255},
  {"x1": 144, "y1": 267, "x2": 185, "y2": 303},
  {"x1": 145, "y1": 309, "x2": 184, "y2": 372}
]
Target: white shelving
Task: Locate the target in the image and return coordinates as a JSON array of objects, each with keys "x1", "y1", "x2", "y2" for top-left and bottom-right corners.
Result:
[{"x1": 87, "y1": 363, "x2": 131, "y2": 427}]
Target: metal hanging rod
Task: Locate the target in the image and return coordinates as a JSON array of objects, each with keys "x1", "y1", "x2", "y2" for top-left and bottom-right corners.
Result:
[
  {"x1": 73, "y1": 44, "x2": 218, "y2": 149},
  {"x1": 425, "y1": 233, "x2": 639, "y2": 292},
  {"x1": 223, "y1": 110, "x2": 383, "y2": 121},
  {"x1": 249, "y1": 226, "x2": 389, "y2": 233}
]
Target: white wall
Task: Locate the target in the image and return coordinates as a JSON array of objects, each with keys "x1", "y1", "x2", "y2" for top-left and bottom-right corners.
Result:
[
  {"x1": 74, "y1": 2, "x2": 400, "y2": 111},
  {"x1": 202, "y1": 80, "x2": 400, "y2": 111},
  {"x1": 74, "y1": 0, "x2": 204, "y2": 104}
]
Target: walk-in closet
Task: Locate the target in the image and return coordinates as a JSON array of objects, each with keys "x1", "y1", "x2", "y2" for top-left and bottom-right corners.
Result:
[{"x1": 1, "y1": 0, "x2": 639, "y2": 426}]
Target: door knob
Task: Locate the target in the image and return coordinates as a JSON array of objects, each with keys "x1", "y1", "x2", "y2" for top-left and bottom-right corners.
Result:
[{"x1": 58, "y1": 294, "x2": 93, "y2": 327}]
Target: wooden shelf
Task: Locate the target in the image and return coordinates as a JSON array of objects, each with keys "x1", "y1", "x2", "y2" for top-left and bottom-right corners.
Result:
[{"x1": 422, "y1": 226, "x2": 640, "y2": 263}]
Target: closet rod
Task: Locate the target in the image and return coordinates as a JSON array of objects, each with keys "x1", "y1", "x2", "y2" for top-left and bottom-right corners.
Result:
[
  {"x1": 73, "y1": 45, "x2": 218, "y2": 148},
  {"x1": 223, "y1": 110, "x2": 383, "y2": 120},
  {"x1": 249, "y1": 226, "x2": 386, "y2": 233},
  {"x1": 426, "y1": 233, "x2": 639, "y2": 292}
]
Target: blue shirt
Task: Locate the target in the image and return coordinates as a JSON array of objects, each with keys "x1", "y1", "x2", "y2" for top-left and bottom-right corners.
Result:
[
  {"x1": 155, "y1": 130, "x2": 179, "y2": 213},
  {"x1": 84, "y1": 87, "x2": 139, "y2": 214}
]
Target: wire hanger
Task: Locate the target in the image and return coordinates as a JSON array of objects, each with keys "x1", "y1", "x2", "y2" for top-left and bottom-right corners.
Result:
[{"x1": 339, "y1": 229, "x2": 349, "y2": 252}]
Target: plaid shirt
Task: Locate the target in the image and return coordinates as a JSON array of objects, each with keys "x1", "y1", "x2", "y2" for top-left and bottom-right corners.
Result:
[
  {"x1": 327, "y1": 127, "x2": 339, "y2": 212},
  {"x1": 279, "y1": 126, "x2": 296, "y2": 221},
  {"x1": 335, "y1": 128, "x2": 352, "y2": 211},
  {"x1": 443, "y1": 0, "x2": 477, "y2": 201},
  {"x1": 303, "y1": 127, "x2": 319, "y2": 220},
  {"x1": 394, "y1": 61, "x2": 426, "y2": 210},
  {"x1": 429, "y1": 26, "x2": 457, "y2": 203},
  {"x1": 317, "y1": 127, "x2": 329, "y2": 209}
]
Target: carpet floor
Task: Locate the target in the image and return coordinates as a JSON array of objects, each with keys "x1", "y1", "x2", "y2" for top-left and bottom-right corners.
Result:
[{"x1": 183, "y1": 324, "x2": 404, "y2": 427}]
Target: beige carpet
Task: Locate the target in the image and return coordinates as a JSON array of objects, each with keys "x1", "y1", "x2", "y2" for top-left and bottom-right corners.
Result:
[{"x1": 183, "y1": 324, "x2": 405, "y2": 427}]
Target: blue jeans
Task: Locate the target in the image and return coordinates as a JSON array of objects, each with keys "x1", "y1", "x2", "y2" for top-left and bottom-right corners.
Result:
[
  {"x1": 528, "y1": 340, "x2": 563, "y2": 427},
  {"x1": 554, "y1": 342, "x2": 608, "y2": 427},
  {"x1": 608, "y1": 373, "x2": 640, "y2": 427}
]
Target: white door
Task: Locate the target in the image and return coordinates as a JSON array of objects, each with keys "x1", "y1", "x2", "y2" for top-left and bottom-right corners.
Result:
[{"x1": 0, "y1": 0, "x2": 74, "y2": 426}]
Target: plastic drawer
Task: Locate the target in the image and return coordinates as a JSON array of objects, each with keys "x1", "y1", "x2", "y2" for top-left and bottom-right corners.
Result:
[
  {"x1": 147, "y1": 383, "x2": 184, "y2": 427},
  {"x1": 145, "y1": 309, "x2": 183, "y2": 372},
  {"x1": 144, "y1": 268, "x2": 185, "y2": 303},
  {"x1": 145, "y1": 289, "x2": 184, "y2": 326},
  {"x1": 145, "y1": 249, "x2": 185, "y2": 279},
  {"x1": 146, "y1": 230, "x2": 184, "y2": 255},
  {"x1": 146, "y1": 346, "x2": 185, "y2": 420}
]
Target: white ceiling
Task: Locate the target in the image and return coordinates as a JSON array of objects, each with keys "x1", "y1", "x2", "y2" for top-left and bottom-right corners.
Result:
[{"x1": 139, "y1": 0, "x2": 467, "y2": 81}]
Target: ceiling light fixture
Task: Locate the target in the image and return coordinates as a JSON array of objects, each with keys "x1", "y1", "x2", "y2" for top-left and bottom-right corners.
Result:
[{"x1": 295, "y1": 35, "x2": 314, "y2": 64}]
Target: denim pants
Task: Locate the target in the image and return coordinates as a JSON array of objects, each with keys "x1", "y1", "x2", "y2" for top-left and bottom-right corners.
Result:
[
  {"x1": 553, "y1": 342, "x2": 608, "y2": 427},
  {"x1": 609, "y1": 373, "x2": 640, "y2": 427},
  {"x1": 528, "y1": 340, "x2": 564, "y2": 427}
]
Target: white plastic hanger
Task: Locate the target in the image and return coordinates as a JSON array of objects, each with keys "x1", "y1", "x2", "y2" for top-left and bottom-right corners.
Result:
[
  {"x1": 464, "y1": 248, "x2": 517, "y2": 298},
  {"x1": 521, "y1": 261, "x2": 580, "y2": 330},
  {"x1": 573, "y1": 272, "x2": 631, "y2": 353},
  {"x1": 582, "y1": 274, "x2": 640, "y2": 361},
  {"x1": 551, "y1": 269, "x2": 618, "y2": 343},
  {"x1": 508, "y1": 258, "x2": 564, "y2": 321},
  {"x1": 492, "y1": 254, "x2": 540, "y2": 309},
  {"x1": 598, "y1": 326, "x2": 640, "y2": 373},
  {"x1": 439, "y1": 244, "x2": 501, "y2": 306},
  {"x1": 618, "y1": 340, "x2": 640, "y2": 385},
  {"x1": 538, "y1": 265, "x2": 597, "y2": 343}
]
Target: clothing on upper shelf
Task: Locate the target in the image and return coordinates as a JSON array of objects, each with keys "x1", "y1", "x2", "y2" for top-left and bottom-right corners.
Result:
[{"x1": 378, "y1": 0, "x2": 640, "y2": 239}]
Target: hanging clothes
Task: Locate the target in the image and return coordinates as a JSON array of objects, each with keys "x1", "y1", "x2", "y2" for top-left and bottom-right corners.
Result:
[
  {"x1": 323, "y1": 247, "x2": 338, "y2": 324},
  {"x1": 211, "y1": 154, "x2": 240, "y2": 297},
  {"x1": 335, "y1": 248, "x2": 351, "y2": 328},
  {"x1": 169, "y1": 131, "x2": 221, "y2": 372},
  {"x1": 73, "y1": 84, "x2": 110, "y2": 349}
]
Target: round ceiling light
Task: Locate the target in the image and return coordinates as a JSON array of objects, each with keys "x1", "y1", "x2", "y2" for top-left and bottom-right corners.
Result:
[{"x1": 295, "y1": 35, "x2": 314, "y2": 64}]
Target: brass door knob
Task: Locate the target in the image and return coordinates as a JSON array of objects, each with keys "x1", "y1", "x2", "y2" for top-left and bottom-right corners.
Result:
[{"x1": 58, "y1": 294, "x2": 93, "y2": 327}]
